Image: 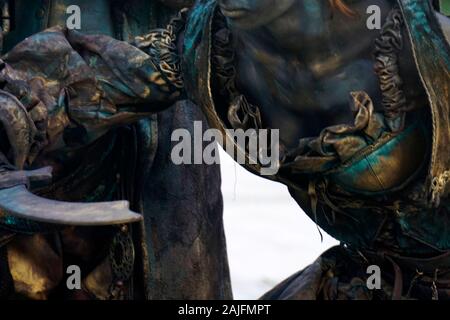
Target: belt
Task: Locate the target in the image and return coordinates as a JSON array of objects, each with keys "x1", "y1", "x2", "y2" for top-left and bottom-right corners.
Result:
[{"x1": 347, "y1": 246, "x2": 450, "y2": 299}]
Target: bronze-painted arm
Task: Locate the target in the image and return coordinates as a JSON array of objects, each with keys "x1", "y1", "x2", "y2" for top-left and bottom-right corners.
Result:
[
  {"x1": 0, "y1": 25, "x2": 184, "y2": 168},
  {"x1": 0, "y1": 24, "x2": 186, "y2": 226}
]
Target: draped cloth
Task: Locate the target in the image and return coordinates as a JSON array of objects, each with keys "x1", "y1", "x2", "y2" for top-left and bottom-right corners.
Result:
[
  {"x1": 398, "y1": 0, "x2": 450, "y2": 206},
  {"x1": 0, "y1": 26, "x2": 181, "y2": 168}
]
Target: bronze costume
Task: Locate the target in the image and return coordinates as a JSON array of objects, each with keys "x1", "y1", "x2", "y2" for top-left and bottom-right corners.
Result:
[
  {"x1": 0, "y1": 0, "x2": 231, "y2": 300},
  {"x1": 0, "y1": 0, "x2": 449, "y2": 300},
  {"x1": 179, "y1": 0, "x2": 450, "y2": 299}
]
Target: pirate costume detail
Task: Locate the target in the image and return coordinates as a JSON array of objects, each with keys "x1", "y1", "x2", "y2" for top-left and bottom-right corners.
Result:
[{"x1": 0, "y1": 0, "x2": 448, "y2": 300}]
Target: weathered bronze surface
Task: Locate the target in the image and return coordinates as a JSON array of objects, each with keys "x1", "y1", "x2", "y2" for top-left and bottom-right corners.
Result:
[
  {"x1": 0, "y1": 0, "x2": 448, "y2": 300},
  {"x1": 180, "y1": 0, "x2": 450, "y2": 299},
  {"x1": 0, "y1": 0, "x2": 231, "y2": 300}
]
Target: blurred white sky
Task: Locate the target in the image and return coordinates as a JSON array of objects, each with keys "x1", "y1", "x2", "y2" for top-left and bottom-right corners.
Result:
[{"x1": 220, "y1": 148, "x2": 338, "y2": 300}]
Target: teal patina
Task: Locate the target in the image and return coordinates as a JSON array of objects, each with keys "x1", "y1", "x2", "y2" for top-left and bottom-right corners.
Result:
[
  {"x1": 0, "y1": 0, "x2": 447, "y2": 300},
  {"x1": 182, "y1": 0, "x2": 217, "y2": 103},
  {"x1": 400, "y1": 0, "x2": 450, "y2": 206},
  {"x1": 329, "y1": 121, "x2": 429, "y2": 195},
  {"x1": 180, "y1": 0, "x2": 450, "y2": 263}
]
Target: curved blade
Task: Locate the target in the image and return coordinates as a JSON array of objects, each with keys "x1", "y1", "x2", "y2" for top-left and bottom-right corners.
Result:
[{"x1": 0, "y1": 185, "x2": 142, "y2": 226}]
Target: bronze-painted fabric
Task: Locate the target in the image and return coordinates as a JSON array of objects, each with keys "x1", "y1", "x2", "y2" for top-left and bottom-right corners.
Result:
[
  {"x1": 261, "y1": 245, "x2": 450, "y2": 300},
  {"x1": 180, "y1": 0, "x2": 450, "y2": 300},
  {"x1": 0, "y1": 2, "x2": 231, "y2": 300},
  {"x1": 0, "y1": 26, "x2": 180, "y2": 163}
]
